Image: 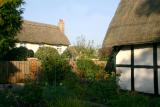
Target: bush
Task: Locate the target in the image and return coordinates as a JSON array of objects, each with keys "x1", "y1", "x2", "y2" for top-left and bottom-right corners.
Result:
[
  {"x1": 39, "y1": 57, "x2": 71, "y2": 85},
  {"x1": 35, "y1": 47, "x2": 59, "y2": 60},
  {"x1": 35, "y1": 47, "x2": 72, "y2": 85},
  {"x1": 76, "y1": 59, "x2": 100, "y2": 80},
  {"x1": 85, "y1": 76, "x2": 118, "y2": 105},
  {"x1": 16, "y1": 83, "x2": 44, "y2": 107},
  {"x1": 4, "y1": 47, "x2": 34, "y2": 61},
  {"x1": 62, "y1": 71, "x2": 87, "y2": 98},
  {"x1": 62, "y1": 47, "x2": 78, "y2": 59},
  {"x1": 0, "y1": 83, "x2": 45, "y2": 107},
  {"x1": 98, "y1": 47, "x2": 112, "y2": 60}
]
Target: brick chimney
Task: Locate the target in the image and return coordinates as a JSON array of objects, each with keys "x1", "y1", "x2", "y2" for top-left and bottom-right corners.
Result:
[{"x1": 58, "y1": 19, "x2": 64, "y2": 33}]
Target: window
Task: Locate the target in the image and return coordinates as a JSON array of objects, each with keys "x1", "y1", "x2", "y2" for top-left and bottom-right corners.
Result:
[
  {"x1": 116, "y1": 44, "x2": 159, "y2": 95},
  {"x1": 134, "y1": 48, "x2": 153, "y2": 65},
  {"x1": 117, "y1": 67, "x2": 131, "y2": 90},
  {"x1": 134, "y1": 68, "x2": 154, "y2": 94},
  {"x1": 116, "y1": 49, "x2": 131, "y2": 65}
]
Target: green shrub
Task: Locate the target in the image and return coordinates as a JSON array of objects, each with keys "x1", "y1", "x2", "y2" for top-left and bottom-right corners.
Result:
[
  {"x1": 35, "y1": 47, "x2": 59, "y2": 60},
  {"x1": 0, "y1": 90, "x2": 14, "y2": 107},
  {"x1": 35, "y1": 47, "x2": 72, "y2": 85},
  {"x1": 62, "y1": 49, "x2": 71, "y2": 59},
  {"x1": 76, "y1": 59, "x2": 100, "y2": 80},
  {"x1": 16, "y1": 83, "x2": 43, "y2": 106},
  {"x1": 4, "y1": 47, "x2": 34, "y2": 61},
  {"x1": 62, "y1": 47, "x2": 78, "y2": 59},
  {"x1": 39, "y1": 57, "x2": 71, "y2": 85},
  {"x1": 0, "y1": 83, "x2": 45, "y2": 107},
  {"x1": 27, "y1": 49, "x2": 34, "y2": 57},
  {"x1": 85, "y1": 76, "x2": 118, "y2": 105},
  {"x1": 62, "y1": 71, "x2": 87, "y2": 98},
  {"x1": 98, "y1": 47, "x2": 111, "y2": 61}
]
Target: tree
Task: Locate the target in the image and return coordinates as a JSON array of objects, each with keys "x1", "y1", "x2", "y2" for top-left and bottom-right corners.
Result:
[
  {"x1": 35, "y1": 47, "x2": 71, "y2": 85},
  {"x1": 35, "y1": 47, "x2": 59, "y2": 61},
  {"x1": 0, "y1": 0, "x2": 24, "y2": 60},
  {"x1": 76, "y1": 58, "x2": 100, "y2": 80},
  {"x1": 4, "y1": 47, "x2": 34, "y2": 61},
  {"x1": 62, "y1": 46, "x2": 78, "y2": 59},
  {"x1": 75, "y1": 35, "x2": 97, "y2": 59},
  {"x1": 98, "y1": 47, "x2": 112, "y2": 60}
]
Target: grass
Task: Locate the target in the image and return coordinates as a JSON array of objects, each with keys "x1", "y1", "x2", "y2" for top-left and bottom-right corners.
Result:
[
  {"x1": 108, "y1": 91, "x2": 160, "y2": 107},
  {"x1": 1, "y1": 77, "x2": 160, "y2": 107},
  {"x1": 54, "y1": 97, "x2": 91, "y2": 107}
]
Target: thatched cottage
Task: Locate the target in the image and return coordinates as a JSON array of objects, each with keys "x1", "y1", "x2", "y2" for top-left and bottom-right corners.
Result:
[
  {"x1": 16, "y1": 19, "x2": 70, "y2": 54},
  {"x1": 103, "y1": 0, "x2": 160, "y2": 95}
]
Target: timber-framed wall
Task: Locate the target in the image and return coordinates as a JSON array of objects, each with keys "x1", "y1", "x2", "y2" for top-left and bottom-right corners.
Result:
[{"x1": 116, "y1": 43, "x2": 160, "y2": 95}]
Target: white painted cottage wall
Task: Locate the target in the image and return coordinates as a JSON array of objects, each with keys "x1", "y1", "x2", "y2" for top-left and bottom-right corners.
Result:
[
  {"x1": 15, "y1": 43, "x2": 68, "y2": 54},
  {"x1": 116, "y1": 48, "x2": 154, "y2": 94}
]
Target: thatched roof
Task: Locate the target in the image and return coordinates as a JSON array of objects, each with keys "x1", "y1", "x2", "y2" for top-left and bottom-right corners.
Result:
[
  {"x1": 103, "y1": 0, "x2": 160, "y2": 48},
  {"x1": 16, "y1": 20, "x2": 70, "y2": 46}
]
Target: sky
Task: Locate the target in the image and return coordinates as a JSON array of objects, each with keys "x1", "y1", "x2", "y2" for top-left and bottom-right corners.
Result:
[{"x1": 22, "y1": 0, "x2": 120, "y2": 47}]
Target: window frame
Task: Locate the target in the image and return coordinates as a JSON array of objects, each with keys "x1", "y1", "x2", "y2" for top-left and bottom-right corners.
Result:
[{"x1": 116, "y1": 43, "x2": 160, "y2": 95}]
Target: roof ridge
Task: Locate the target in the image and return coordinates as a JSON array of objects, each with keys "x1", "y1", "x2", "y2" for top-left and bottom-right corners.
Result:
[{"x1": 24, "y1": 20, "x2": 58, "y2": 29}]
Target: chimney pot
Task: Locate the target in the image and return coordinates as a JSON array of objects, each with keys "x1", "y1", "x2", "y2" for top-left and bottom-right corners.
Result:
[{"x1": 58, "y1": 19, "x2": 64, "y2": 33}]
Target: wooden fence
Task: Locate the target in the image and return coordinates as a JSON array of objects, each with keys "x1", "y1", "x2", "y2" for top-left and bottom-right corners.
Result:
[{"x1": 0, "y1": 59, "x2": 40, "y2": 83}]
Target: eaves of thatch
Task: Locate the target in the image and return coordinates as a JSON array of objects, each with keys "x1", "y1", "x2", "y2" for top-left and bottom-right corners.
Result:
[
  {"x1": 103, "y1": 0, "x2": 160, "y2": 48},
  {"x1": 16, "y1": 20, "x2": 70, "y2": 46}
]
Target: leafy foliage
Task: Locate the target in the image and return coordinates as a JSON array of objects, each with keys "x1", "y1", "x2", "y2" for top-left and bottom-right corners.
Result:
[
  {"x1": 35, "y1": 47, "x2": 59, "y2": 60},
  {"x1": 16, "y1": 83, "x2": 44, "y2": 107},
  {"x1": 0, "y1": 74, "x2": 160, "y2": 107},
  {"x1": 35, "y1": 47, "x2": 72, "y2": 85},
  {"x1": 0, "y1": 0, "x2": 24, "y2": 60},
  {"x1": 62, "y1": 46, "x2": 78, "y2": 59},
  {"x1": 75, "y1": 35, "x2": 98, "y2": 59},
  {"x1": 1, "y1": 46, "x2": 160, "y2": 107},
  {"x1": 98, "y1": 47, "x2": 112, "y2": 60},
  {"x1": 0, "y1": 83, "x2": 45, "y2": 107},
  {"x1": 4, "y1": 47, "x2": 34, "y2": 61},
  {"x1": 76, "y1": 59, "x2": 100, "y2": 80},
  {"x1": 62, "y1": 71, "x2": 87, "y2": 98},
  {"x1": 85, "y1": 77, "x2": 117, "y2": 105},
  {"x1": 105, "y1": 47, "x2": 120, "y2": 74}
]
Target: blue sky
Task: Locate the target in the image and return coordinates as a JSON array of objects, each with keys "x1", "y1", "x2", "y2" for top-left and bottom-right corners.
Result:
[{"x1": 23, "y1": 0, "x2": 120, "y2": 47}]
